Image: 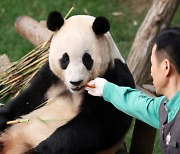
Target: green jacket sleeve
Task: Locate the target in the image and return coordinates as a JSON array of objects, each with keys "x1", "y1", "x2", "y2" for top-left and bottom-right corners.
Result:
[{"x1": 103, "y1": 82, "x2": 165, "y2": 129}]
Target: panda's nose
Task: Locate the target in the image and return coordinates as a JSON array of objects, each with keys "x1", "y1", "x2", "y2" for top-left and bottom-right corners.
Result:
[{"x1": 70, "y1": 80, "x2": 83, "y2": 86}]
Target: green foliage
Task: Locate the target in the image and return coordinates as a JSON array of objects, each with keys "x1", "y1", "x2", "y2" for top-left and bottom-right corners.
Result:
[
  {"x1": 0, "y1": 0, "x2": 179, "y2": 153},
  {"x1": 0, "y1": 0, "x2": 147, "y2": 61},
  {"x1": 0, "y1": 0, "x2": 179, "y2": 61}
]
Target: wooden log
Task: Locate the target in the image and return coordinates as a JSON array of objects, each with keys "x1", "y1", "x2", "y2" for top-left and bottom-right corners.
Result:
[
  {"x1": 15, "y1": 16, "x2": 53, "y2": 46},
  {"x1": 136, "y1": 85, "x2": 156, "y2": 98},
  {"x1": 130, "y1": 120, "x2": 157, "y2": 154},
  {"x1": 0, "y1": 54, "x2": 11, "y2": 73}
]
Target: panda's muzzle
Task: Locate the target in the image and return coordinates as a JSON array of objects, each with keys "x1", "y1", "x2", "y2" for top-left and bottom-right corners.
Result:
[
  {"x1": 70, "y1": 80, "x2": 83, "y2": 91},
  {"x1": 70, "y1": 80, "x2": 83, "y2": 86},
  {"x1": 71, "y1": 86, "x2": 83, "y2": 91}
]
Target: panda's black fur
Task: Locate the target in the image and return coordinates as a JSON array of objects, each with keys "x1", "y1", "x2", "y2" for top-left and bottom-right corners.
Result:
[
  {"x1": 92, "y1": 17, "x2": 110, "y2": 35},
  {"x1": 47, "y1": 11, "x2": 64, "y2": 31},
  {"x1": 0, "y1": 12, "x2": 135, "y2": 154}
]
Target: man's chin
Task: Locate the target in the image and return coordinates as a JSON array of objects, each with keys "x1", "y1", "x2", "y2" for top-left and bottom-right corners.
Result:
[{"x1": 155, "y1": 89, "x2": 163, "y2": 96}]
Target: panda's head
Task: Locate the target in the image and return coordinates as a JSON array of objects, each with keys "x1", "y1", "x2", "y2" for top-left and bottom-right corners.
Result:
[{"x1": 47, "y1": 11, "x2": 123, "y2": 93}]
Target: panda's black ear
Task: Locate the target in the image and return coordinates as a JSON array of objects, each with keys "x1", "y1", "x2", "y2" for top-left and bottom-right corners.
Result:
[
  {"x1": 92, "y1": 17, "x2": 110, "y2": 35},
  {"x1": 47, "y1": 11, "x2": 64, "y2": 31}
]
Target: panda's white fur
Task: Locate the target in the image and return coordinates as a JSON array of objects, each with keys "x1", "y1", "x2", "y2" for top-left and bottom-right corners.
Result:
[{"x1": 0, "y1": 12, "x2": 133, "y2": 154}]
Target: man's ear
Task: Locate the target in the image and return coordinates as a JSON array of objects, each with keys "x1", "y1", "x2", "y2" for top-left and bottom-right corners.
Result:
[{"x1": 164, "y1": 59, "x2": 171, "y2": 76}]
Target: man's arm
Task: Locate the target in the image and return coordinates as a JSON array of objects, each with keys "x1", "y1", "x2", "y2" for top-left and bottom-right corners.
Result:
[
  {"x1": 103, "y1": 82, "x2": 164, "y2": 129},
  {"x1": 85, "y1": 78, "x2": 165, "y2": 129}
]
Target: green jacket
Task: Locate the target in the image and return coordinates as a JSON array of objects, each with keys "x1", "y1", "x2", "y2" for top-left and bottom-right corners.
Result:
[{"x1": 103, "y1": 82, "x2": 180, "y2": 129}]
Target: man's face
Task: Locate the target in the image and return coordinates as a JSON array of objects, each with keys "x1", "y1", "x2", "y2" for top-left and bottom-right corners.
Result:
[{"x1": 150, "y1": 44, "x2": 166, "y2": 95}]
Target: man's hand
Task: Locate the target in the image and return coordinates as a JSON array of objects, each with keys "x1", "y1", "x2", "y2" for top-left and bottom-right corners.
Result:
[{"x1": 85, "y1": 78, "x2": 107, "y2": 97}]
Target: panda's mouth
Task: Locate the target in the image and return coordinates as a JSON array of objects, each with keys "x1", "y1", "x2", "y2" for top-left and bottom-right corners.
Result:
[{"x1": 71, "y1": 86, "x2": 83, "y2": 91}]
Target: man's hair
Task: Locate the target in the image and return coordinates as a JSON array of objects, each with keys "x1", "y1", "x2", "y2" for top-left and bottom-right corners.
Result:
[{"x1": 154, "y1": 27, "x2": 180, "y2": 73}]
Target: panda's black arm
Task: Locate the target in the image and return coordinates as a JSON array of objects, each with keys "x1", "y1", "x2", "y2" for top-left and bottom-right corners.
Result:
[
  {"x1": 104, "y1": 59, "x2": 135, "y2": 89},
  {"x1": 0, "y1": 62, "x2": 59, "y2": 129}
]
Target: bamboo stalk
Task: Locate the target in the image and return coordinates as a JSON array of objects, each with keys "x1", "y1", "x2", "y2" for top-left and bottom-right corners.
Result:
[
  {"x1": 0, "y1": 40, "x2": 50, "y2": 99},
  {"x1": 6, "y1": 119, "x2": 29, "y2": 125},
  {"x1": 64, "y1": 6, "x2": 75, "y2": 20}
]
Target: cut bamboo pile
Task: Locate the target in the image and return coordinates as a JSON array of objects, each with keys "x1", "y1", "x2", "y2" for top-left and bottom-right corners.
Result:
[{"x1": 0, "y1": 39, "x2": 51, "y2": 99}]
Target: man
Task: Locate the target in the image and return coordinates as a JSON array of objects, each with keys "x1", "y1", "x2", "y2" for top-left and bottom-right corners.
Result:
[{"x1": 85, "y1": 27, "x2": 180, "y2": 153}]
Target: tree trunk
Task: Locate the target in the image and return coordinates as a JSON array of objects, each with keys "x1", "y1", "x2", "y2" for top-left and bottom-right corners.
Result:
[{"x1": 127, "y1": 0, "x2": 180, "y2": 86}]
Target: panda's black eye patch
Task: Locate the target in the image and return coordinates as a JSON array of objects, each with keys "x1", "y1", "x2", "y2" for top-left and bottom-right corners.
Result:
[
  {"x1": 83, "y1": 53, "x2": 93, "y2": 70},
  {"x1": 60, "y1": 53, "x2": 69, "y2": 69}
]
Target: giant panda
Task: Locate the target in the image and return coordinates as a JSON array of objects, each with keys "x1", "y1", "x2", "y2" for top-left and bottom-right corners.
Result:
[{"x1": 0, "y1": 11, "x2": 135, "y2": 154}]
